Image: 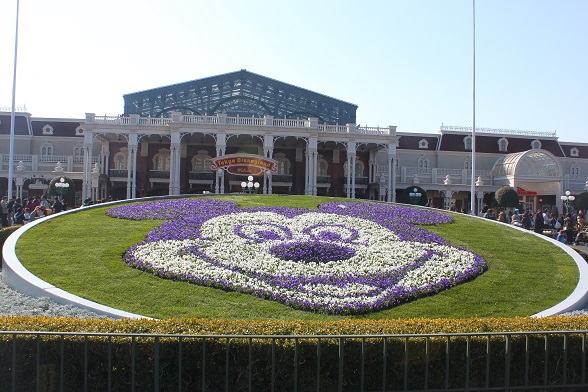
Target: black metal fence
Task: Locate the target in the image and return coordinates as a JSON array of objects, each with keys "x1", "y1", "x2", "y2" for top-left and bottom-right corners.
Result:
[{"x1": 1, "y1": 330, "x2": 587, "y2": 391}]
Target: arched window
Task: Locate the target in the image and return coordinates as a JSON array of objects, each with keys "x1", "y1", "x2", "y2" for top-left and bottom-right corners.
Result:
[
  {"x1": 343, "y1": 159, "x2": 364, "y2": 177},
  {"x1": 274, "y1": 153, "x2": 291, "y2": 175},
  {"x1": 317, "y1": 155, "x2": 328, "y2": 176},
  {"x1": 73, "y1": 144, "x2": 84, "y2": 159},
  {"x1": 498, "y1": 137, "x2": 509, "y2": 152},
  {"x1": 531, "y1": 139, "x2": 542, "y2": 149},
  {"x1": 570, "y1": 163, "x2": 580, "y2": 177},
  {"x1": 113, "y1": 151, "x2": 127, "y2": 170},
  {"x1": 418, "y1": 139, "x2": 429, "y2": 149},
  {"x1": 464, "y1": 159, "x2": 472, "y2": 172},
  {"x1": 153, "y1": 149, "x2": 171, "y2": 171},
  {"x1": 40, "y1": 142, "x2": 53, "y2": 156},
  {"x1": 191, "y1": 150, "x2": 212, "y2": 171},
  {"x1": 417, "y1": 156, "x2": 429, "y2": 172},
  {"x1": 463, "y1": 136, "x2": 472, "y2": 151}
]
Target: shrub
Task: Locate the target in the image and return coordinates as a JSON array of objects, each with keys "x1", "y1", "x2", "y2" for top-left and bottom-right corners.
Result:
[
  {"x1": 494, "y1": 186, "x2": 520, "y2": 208},
  {"x1": 0, "y1": 226, "x2": 20, "y2": 251}
]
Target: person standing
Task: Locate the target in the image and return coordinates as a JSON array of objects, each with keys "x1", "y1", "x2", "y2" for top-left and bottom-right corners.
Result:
[
  {"x1": 1, "y1": 196, "x2": 8, "y2": 228},
  {"x1": 534, "y1": 209, "x2": 545, "y2": 234},
  {"x1": 52, "y1": 197, "x2": 64, "y2": 214}
]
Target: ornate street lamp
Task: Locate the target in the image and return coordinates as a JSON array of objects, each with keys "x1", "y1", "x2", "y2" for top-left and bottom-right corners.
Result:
[
  {"x1": 560, "y1": 190, "x2": 575, "y2": 214},
  {"x1": 241, "y1": 175, "x2": 260, "y2": 194},
  {"x1": 408, "y1": 187, "x2": 422, "y2": 205}
]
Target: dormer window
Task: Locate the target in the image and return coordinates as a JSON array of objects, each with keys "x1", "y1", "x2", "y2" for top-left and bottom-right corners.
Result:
[
  {"x1": 42, "y1": 125, "x2": 54, "y2": 135},
  {"x1": 497, "y1": 137, "x2": 509, "y2": 152},
  {"x1": 418, "y1": 139, "x2": 429, "y2": 149},
  {"x1": 463, "y1": 136, "x2": 472, "y2": 150},
  {"x1": 570, "y1": 147, "x2": 579, "y2": 157},
  {"x1": 75, "y1": 126, "x2": 84, "y2": 136},
  {"x1": 531, "y1": 139, "x2": 542, "y2": 149}
]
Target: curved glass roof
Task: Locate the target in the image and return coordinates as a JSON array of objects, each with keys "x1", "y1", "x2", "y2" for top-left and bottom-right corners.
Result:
[{"x1": 492, "y1": 150, "x2": 561, "y2": 178}]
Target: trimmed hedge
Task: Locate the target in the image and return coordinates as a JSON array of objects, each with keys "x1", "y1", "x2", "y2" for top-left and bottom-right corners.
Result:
[
  {"x1": 1, "y1": 317, "x2": 588, "y2": 390},
  {"x1": 0, "y1": 226, "x2": 19, "y2": 252}
]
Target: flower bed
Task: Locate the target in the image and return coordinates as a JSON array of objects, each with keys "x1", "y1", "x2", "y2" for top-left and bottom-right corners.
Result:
[{"x1": 107, "y1": 199, "x2": 487, "y2": 315}]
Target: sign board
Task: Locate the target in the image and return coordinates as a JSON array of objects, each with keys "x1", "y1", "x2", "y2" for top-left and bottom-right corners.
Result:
[
  {"x1": 211, "y1": 153, "x2": 278, "y2": 176},
  {"x1": 29, "y1": 180, "x2": 48, "y2": 190},
  {"x1": 516, "y1": 186, "x2": 537, "y2": 196}
]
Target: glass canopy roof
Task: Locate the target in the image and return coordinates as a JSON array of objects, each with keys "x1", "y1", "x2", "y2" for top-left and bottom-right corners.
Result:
[{"x1": 492, "y1": 150, "x2": 562, "y2": 178}]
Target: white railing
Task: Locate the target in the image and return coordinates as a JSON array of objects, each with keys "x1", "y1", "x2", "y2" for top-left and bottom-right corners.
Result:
[
  {"x1": 0, "y1": 105, "x2": 27, "y2": 112},
  {"x1": 94, "y1": 116, "x2": 133, "y2": 125},
  {"x1": 139, "y1": 117, "x2": 171, "y2": 126},
  {"x1": 441, "y1": 125, "x2": 556, "y2": 138},
  {"x1": 405, "y1": 167, "x2": 432, "y2": 174},
  {"x1": 358, "y1": 126, "x2": 390, "y2": 135},
  {"x1": 38, "y1": 155, "x2": 69, "y2": 163},
  {"x1": 319, "y1": 125, "x2": 349, "y2": 134},
  {"x1": 3, "y1": 154, "x2": 32, "y2": 162},
  {"x1": 437, "y1": 168, "x2": 463, "y2": 176},
  {"x1": 273, "y1": 118, "x2": 307, "y2": 128},
  {"x1": 181, "y1": 115, "x2": 218, "y2": 124},
  {"x1": 226, "y1": 117, "x2": 265, "y2": 126}
]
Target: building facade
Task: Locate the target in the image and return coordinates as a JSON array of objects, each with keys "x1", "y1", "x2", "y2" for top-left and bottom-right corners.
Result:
[{"x1": 1, "y1": 70, "x2": 587, "y2": 213}]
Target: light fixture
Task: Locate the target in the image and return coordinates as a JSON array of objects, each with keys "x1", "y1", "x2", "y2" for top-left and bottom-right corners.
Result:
[
  {"x1": 241, "y1": 175, "x2": 260, "y2": 194},
  {"x1": 560, "y1": 190, "x2": 575, "y2": 214},
  {"x1": 409, "y1": 187, "x2": 422, "y2": 205}
]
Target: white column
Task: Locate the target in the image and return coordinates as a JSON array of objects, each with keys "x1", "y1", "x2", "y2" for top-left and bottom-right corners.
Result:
[
  {"x1": 128, "y1": 133, "x2": 138, "y2": 199},
  {"x1": 351, "y1": 153, "x2": 356, "y2": 199},
  {"x1": 346, "y1": 157, "x2": 351, "y2": 198},
  {"x1": 82, "y1": 132, "x2": 94, "y2": 201},
  {"x1": 387, "y1": 157, "x2": 393, "y2": 203},
  {"x1": 305, "y1": 149, "x2": 310, "y2": 195},
  {"x1": 215, "y1": 134, "x2": 226, "y2": 194}
]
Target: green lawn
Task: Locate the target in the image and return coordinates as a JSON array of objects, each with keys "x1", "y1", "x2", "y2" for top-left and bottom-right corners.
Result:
[{"x1": 14, "y1": 195, "x2": 579, "y2": 320}]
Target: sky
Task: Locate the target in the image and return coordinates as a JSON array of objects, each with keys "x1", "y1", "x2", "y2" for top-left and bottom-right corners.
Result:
[{"x1": 1, "y1": 0, "x2": 586, "y2": 143}]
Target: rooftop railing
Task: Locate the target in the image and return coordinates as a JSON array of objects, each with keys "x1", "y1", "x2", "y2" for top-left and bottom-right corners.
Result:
[{"x1": 441, "y1": 125, "x2": 557, "y2": 138}]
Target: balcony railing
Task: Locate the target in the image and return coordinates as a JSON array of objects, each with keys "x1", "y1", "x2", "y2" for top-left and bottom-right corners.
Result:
[
  {"x1": 272, "y1": 174, "x2": 293, "y2": 183},
  {"x1": 343, "y1": 176, "x2": 369, "y2": 186},
  {"x1": 188, "y1": 172, "x2": 214, "y2": 181},
  {"x1": 149, "y1": 170, "x2": 170, "y2": 179},
  {"x1": 317, "y1": 175, "x2": 331, "y2": 184},
  {"x1": 109, "y1": 169, "x2": 128, "y2": 178}
]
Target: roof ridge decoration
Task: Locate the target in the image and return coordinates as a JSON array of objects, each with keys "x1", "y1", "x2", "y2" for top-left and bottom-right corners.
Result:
[{"x1": 440, "y1": 124, "x2": 556, "y2": 138}]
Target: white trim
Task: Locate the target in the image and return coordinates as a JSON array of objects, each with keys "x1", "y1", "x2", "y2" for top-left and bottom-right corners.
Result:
[{"x1": 1, "y1": 202, "x2": 149, "y2": 319}]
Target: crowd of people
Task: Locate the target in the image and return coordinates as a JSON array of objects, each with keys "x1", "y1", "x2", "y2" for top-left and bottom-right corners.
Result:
[
  {"x1": 1, "y1": 195, "x2": 66, "y2": 228},
  {"x1": 482, "y1": 206, "x2": 586, "y2": 245}
]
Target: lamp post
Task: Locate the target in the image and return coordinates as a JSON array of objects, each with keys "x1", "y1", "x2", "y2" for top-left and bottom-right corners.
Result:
[
  {"x1": 561, "y1": 191, "x2": 575, "y2": 214},
  {"x1": 408, "y1": 187, "x2": 422, "y2": 205},
  {"x1": 241, "y1": 175, "x2": 260, "y2": 194}
]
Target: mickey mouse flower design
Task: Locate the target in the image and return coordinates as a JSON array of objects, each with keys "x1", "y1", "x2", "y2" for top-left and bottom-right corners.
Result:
[{"x1": 111, "y1": 200, "x2": 487, "y2": 315}]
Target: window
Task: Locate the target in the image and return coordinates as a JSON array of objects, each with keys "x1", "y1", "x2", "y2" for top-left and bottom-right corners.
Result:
[
  {"x1": 113, "y1": 151, "x2": 127, "y2": 170},
  {"x1": 274, "y1": 153, "x2": 291, "y2": 175},
  {"x1": 463, "y1": 136, "x2": 472, "y2": 150},
  {"x1": 531, "y1": 139, "x2": 542, "y2": 149},
  {"x1": 570, "y1": 147, "x2": 579, "y2": 157},
  {"x1": 343, "y1": 160, "x2": 364, "y2": 177},
  {"x1": 40, "y1": 142, "x2": 53, "y2": 156},
  {"x1": 191, "y1": 150, "x2": 212, "y2": 171},
  {"x1": 73, "y1": 144, "x2": 84, "y2": 159},
  {"x1": 498, "y1": 137, "x2": 509, "y2": 152},
  {"x1": 418, "y1": 139, "x2": 429, "y2": 149},
  {"x1": 417, "y1": 156, "x2": 429, "y2": 172},
  {"x1": 317, "y1": 155, "x2": 328, "y2": 176},
  {"x1": 75, "y1": 126, "x2": 84, "y2": 136},
  {"x1": 464, "y1": 159, "x2": 472, "y2": 172},
  {"x1": 153, "y1": 149, "x2": 171, "y2": 171},
  {"x1": 570, "y1": 163, "x2": 580, "y2": 176}
]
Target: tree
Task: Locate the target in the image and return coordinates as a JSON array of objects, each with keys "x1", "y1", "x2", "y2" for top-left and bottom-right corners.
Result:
[
  {"x1": 494, "y1": 186, "x2": 520, "y2": 208},
  {"x1": 400, "y1": 186, "x2": 428, "y2": 206},
  {"x1": 48, "y1": 176, "x2": 75, "y2": 198}
]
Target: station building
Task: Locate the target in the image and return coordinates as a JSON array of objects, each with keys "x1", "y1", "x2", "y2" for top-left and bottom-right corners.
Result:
[{"x1": 1, "y1": 70, "x2": 587, "y2": 213}]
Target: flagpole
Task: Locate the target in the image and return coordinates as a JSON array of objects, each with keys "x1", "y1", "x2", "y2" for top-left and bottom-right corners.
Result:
[
  {"x1": 470, "y1": 0, "x2": 477, "y2": 215},
  {"x1": 8, "y1": 0, "x2": 20, "y2": 201}
]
